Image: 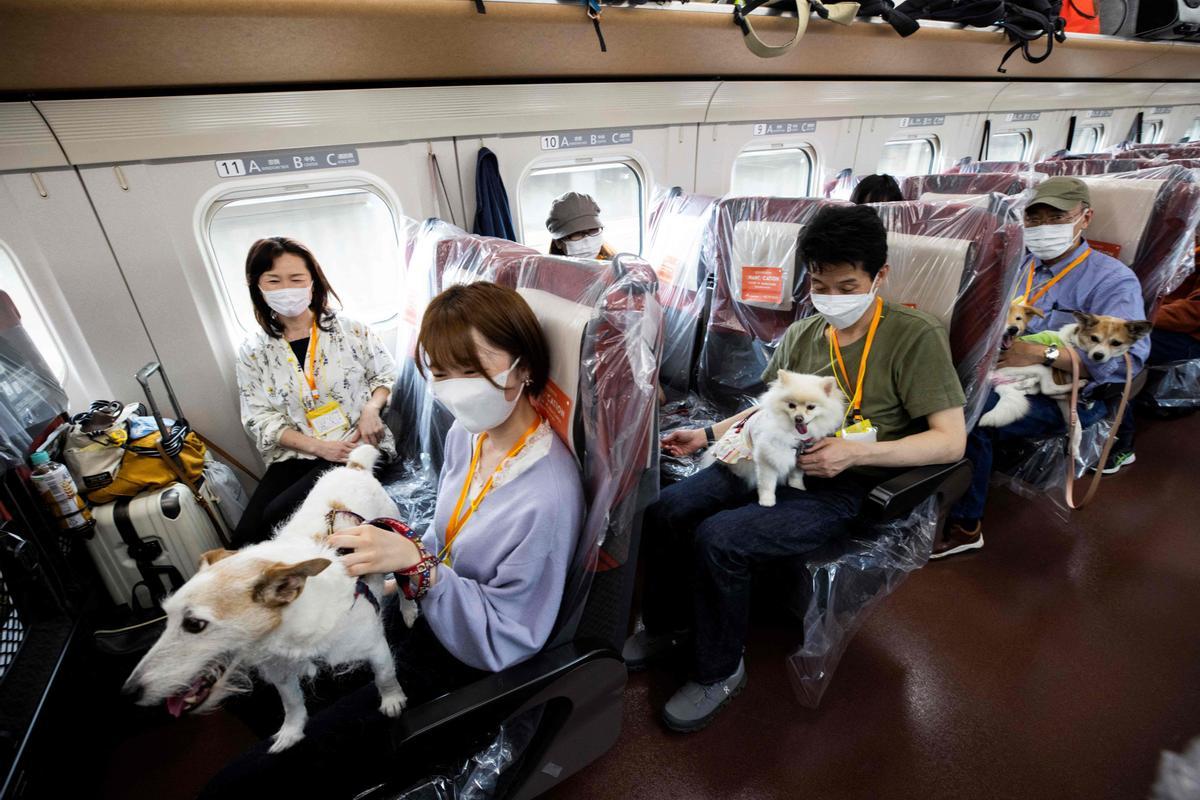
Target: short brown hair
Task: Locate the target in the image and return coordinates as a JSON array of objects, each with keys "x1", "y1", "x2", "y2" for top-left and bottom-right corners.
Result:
[
  {"x1": 417, "y1": 282, "x2": 550, "y2": 396},
  {"x1": 245, "y1": 237, "x2": 340, "y2": 338}
]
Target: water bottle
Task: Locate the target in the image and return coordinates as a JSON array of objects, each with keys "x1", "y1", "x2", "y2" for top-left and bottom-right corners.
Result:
[{"x1": 30, "y1": 450, "x2": 94, "y2": 531}]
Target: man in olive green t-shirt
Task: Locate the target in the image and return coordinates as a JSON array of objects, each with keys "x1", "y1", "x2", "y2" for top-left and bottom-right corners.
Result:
[{"x1": 624, "y1": 206, "x2": 967, "y2": 733}]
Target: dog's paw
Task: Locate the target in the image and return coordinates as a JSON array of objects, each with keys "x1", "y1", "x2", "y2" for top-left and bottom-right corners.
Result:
[
  {"x1": 268, "y1": 726, "x2": 306, "y2": 754},
  {"x1": 758, "y1": 495, "x2": 777, "y2": 507},
  {"x1": 399, "y1": 599, "x2": 419, "y2": 629},
  {"x1": 787, "y1": 474, "x2": 806, "y2": 490},
  {"x1": 379, "y1": 690, "x2": 407, "y2": 718},
  {"x1": 978, "y1": 412, "x2": 998, "y2": 428}
]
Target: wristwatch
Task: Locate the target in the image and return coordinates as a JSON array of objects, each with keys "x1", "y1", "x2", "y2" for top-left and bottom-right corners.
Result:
[
  {"x1": 704, "y1": 425, "x2": 716, "y2": 444},
  {"x1": 1041, "y1": 344, "x2": 1060, "y2": 367}
]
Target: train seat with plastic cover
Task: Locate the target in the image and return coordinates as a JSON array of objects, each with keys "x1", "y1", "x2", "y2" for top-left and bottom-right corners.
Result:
[
  {"x1": 645, "y1": 187, "x2": 718, "y2": 400},
  {"x1": 368, "y1": 222, "x2": 662, "y2": 798},
  {"x1": 1126, "y1": 144, "x2": 1200, "y2": 160},
  {"x1": 959, "y1": 160, "x2": 1031, "y2": 174},
  {"x1": 994, "y1": 165, "x2": 1200, "y2": 502},
  {"x1": 668, "y1": 195, "x2": 1024, "y2": 706},
  {"x1": 1034, "y1": 159, "x2": 1156, "y2": 176},
  {"x1": 901, "y1": 172, "x2": 1038, "y2": 202}
]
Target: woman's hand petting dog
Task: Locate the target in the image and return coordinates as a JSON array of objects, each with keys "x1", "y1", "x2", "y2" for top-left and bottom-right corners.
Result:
[
  {"x1": 351, "y1": 404, "x2": 386, "y2": 446},
  {"x1": 996, "y1": 340, "x2": 1044, "y2": 368},
  {"x1": 329, "y1": 524, "x2": 421, "y2": 576},
  {"x1": 662, "y1": 428, "x2": 707, "y2": 457},
  {"x1": 797, "y1": 437, "x2": 864, "y2": 478}
]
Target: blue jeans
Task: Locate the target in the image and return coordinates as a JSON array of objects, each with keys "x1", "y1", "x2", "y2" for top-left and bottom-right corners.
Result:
[
  {"x1": 1149, "y1": 329, "x2": 1200, "y2": 365},
  {"x1": 641, "y1": 464, "x2": 870, "y2": 684},
  {"x1": 953, "y1": 389, "x2": 1110, "y2": 521}
]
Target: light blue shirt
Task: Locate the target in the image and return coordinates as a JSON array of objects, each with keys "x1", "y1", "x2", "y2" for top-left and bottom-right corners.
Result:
[{"x1": 1022, "y1": 238, "x2": 1150, "y2": 387}]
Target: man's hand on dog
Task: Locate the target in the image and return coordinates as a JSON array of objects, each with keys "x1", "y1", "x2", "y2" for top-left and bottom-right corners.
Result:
[
  {"x1": 329, "y1": 525, "x2": 421, "y2": 576},
  {"x1": 662, "y1": 429, "x2": 706, "y2": 457},
  {"x1": 798, "y1": 437, "x2": 864, "y2": 478},
  {"x1": 996, "y1": 340, "x2": 1043, "y2": 368}
]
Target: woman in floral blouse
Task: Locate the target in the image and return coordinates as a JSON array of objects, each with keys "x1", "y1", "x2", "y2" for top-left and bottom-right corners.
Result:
[{"x1": 232, "y1": 236, "x2": 396, "y2": 547}]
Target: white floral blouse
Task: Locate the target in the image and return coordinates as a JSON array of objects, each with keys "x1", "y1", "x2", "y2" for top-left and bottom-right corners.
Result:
[{"x1": 236, "y1": 315, "x2": 398, "y2": 466}]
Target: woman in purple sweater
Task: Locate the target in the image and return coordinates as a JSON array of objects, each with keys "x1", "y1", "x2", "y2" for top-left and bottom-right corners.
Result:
[{"x1": 202, "y1": 282, "x2": 585, "y2": 799}]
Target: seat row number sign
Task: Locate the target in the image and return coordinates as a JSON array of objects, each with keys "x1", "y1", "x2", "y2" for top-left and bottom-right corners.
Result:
[
  {"x1": 899, "y1": 115, "x2": 945, "y2": 128},
  {"x1": 752, "y1": 120, "x2": 817, "y2": 136},
  {"x1": 540, "y1": 129, "x2": 633, "y2": 150},
  {"x1": 214, "y1": 148, "x2": 360, "y2": 178}
]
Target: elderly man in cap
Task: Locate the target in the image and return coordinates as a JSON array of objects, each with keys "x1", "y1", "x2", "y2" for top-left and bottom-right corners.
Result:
[
  {"x1": 545, "y1": 191, "x2": 616, "y2": 260},
  {"x1": 934, "y1": 176, "x2": 1150, "y2": 558}
]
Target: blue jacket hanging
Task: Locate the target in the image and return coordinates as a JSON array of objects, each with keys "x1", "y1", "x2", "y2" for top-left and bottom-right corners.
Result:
[{"x1": 472, "y1": 147, "x2": 517, "y2": 242}]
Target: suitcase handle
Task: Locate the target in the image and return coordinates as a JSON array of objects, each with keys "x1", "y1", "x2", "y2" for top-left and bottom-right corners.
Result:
[{"x1": 136, "y1": 361, "x2": 185, "y2": 441}]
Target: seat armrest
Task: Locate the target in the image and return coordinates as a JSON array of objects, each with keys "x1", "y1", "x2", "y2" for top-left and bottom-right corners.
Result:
[
  {"x1": 390, "y1": 640, "x2": 618, "y2": 749},
  {"x1": 862, "y1": 460, "x2": 972, "y2": 522}
]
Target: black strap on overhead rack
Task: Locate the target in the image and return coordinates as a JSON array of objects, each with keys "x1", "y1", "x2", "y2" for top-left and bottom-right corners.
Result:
[
  {"x1": 997, "y1": 2, "x2": 1066, "y2": 74},
  {"x1": 587, "y1": 0, "x2": 608, "y2": 52},
  {"x1": 475, "y1": 0, "x2": 486, "y2": 12}
]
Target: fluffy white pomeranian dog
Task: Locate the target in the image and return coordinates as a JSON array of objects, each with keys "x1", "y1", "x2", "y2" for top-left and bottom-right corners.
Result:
[{"x1": 704, "y1": 370, "x2": 846, "y2": 506}]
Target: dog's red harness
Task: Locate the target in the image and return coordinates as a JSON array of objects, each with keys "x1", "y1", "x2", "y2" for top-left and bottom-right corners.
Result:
[{"x1": 324, "y1": 511, "x2": 439, "y2": 614}]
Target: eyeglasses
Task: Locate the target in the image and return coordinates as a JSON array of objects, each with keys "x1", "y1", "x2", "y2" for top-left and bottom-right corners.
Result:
[
  {"x1": 1024, "y1": 209, "x2": 1085, "y2": 227},
  {"x1": 563, "y1": 227, "x2": 602, "y2": 242}
]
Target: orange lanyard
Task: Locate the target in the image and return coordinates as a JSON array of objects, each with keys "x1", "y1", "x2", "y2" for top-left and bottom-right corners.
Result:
[
  {"x1": 828, "y1": 297, "x2": 883, "y2": 422},
  {"x1": 1020, "y1": 248, "x2": 1091, "y2": 306},
  {"x1": 441, "y1": 417, "x2": 542, "y2": 563}
]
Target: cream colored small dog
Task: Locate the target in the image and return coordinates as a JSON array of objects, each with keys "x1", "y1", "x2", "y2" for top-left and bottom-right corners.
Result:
[
  {"x1": 705, "y1": 371, "x2": 846, "y2": 506},
  {"x1": 122, "y1": 445, "x2": 412, "y2": 753}
]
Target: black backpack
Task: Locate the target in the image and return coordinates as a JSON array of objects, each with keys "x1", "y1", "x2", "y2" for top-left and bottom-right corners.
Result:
[{"x1": 887, "y1": 0, "x2": 1066, "y2": 71}]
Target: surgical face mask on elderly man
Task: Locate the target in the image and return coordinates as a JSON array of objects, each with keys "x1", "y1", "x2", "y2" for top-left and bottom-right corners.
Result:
[{"x1": 1024, "y1": 205, "x2": 1090, "y2": 261}]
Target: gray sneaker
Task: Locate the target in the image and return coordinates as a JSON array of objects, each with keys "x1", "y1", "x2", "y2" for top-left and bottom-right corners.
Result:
[
  {"x1": 662, "y1": 658, "x2": 747, "y2": 733},
  {"x1": 621, "y1": 628, "x2": 688, "y2": 671}
]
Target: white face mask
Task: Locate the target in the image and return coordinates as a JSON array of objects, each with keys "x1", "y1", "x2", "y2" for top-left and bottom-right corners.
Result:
[
  {"x1": 1024, "y1": 222, "x2": 1079, "y2": 261},
  {"x1": 563, "y1": 233, "x2": 604, "y2": 259},
  {"x1": 810, "y1": 277, "x2": 880, "y2": 330},
  {"x1": 262, "y1": 286, "x2": 313, "y2": 318},
  {"x1": 430, "y1": 358, "x2": 524, "y2": 435}
]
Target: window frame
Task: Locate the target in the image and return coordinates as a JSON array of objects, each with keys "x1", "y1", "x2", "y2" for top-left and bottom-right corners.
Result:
[
  {"x1": 1071, "y1": 123, "x2": 1104, "y2": 153},
  {"x1": 199, "y1": 176, "x2": 406, "y2": 339},
  {"x1": 729, "y1": 143, "x2": 817, "y2": 199},
  {"x1": 0, "y1": 239, "x2": 69, "y2": 384},
  {"x1": 517, "y1": 156, "x2": 647, "y2": 255},
  {"x1": 1185, "y1": 117, "x2": 1200, "y2": 143},
  {"x1": 877, "y1": 135, "x2": 939, "y2": 177},
  {"x1": 988, "y1": 129, "x2": 1032, "y2": 162},
  {"x1": 1142, "y1": 119, "x2": 1164, "y2": 144}
]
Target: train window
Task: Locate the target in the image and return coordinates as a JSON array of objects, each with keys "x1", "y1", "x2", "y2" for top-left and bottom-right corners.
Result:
[
  {"x1": 0, "y1": 243, "x2": 67, "y2": 382},
  {"x1": 520, "y1": 161, "x2": 643, "y2": 255},
  {"x1": 1142, "y1": 119, "x2": 1164, "y2": 144},
  {"x1": 988, "y1": 130, "x2": 1031, "y2": 162},
  {"x1": 730, "y1": 147, "x2": 814, "y2": 198},
  {"x1": 877, "y1": 138, "x2": 937, "y2": 177},
  {"x1": 1185, "y1": 118, "x2": 1200, "y2": 142},
  {"x1": 1071, "y1": 124, "x2": 1103, "y2": 153},
  {"x1": 206, "y1": 185, "x2": 403, "y2": 333}
]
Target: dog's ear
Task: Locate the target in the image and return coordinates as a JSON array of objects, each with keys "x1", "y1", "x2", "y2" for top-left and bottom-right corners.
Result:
[
  {"x1": 1027, "y1": 305, "x2": 1045, "y2": 319},
  {"x1": 198, "y1": 548, "x2": 236, "y2": 570},
  {"x1": 1125, "y1": 320, "x2": 1152, "y2": 340},
  {"x1": 252, "y1": 558, "x2": 331, "y2": 608},
  {"x1": 821, "y1": 376, "x2": 837, "y2": 397},
  {"x1": 1073, "y1": 310, "x2": 1098, "y2": 328}
]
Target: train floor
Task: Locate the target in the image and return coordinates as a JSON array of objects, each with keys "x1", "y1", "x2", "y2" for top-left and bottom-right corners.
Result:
[{"x1": 93, "y1": 408, "x2": 1200, "y2": 800}]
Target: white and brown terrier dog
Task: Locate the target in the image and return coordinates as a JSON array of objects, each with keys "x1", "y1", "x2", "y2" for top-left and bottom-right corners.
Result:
[
  {"x1": 981, "y1": 300, "x2": 1150, "y2": 453},
  {"x1": 122, "y1": 445, "x2": 415, "y2": 753}
]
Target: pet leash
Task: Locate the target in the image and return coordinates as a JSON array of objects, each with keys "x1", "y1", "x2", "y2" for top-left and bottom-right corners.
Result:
[
  {"x1": 324, "y1": 509, "x2": 438, "y2": 608},
  {"x1": 1062, "y1": 349, "x2": 1133, "y2": 510}
]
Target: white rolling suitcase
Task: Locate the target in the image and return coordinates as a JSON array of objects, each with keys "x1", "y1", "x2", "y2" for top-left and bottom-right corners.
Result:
[
  {"x1": 89, "y1": 483, "x2": 225, "y2": 610},
  {"x1": 84, "y1": 361, "x2": 247, "y2": 611}
]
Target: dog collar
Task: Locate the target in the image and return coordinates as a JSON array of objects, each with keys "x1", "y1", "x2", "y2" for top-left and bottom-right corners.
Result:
[{"x1": 352, "y1": 578, "x2": 381, "y2": 614}]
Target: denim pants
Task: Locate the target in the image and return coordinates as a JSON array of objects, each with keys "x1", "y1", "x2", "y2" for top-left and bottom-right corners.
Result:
[
  {"x1": 641, "y1": 464, "x2": 870, "y2": 684},
  {"x1": 953, "y1": 389, "x2": 1111, "y2": 521}
]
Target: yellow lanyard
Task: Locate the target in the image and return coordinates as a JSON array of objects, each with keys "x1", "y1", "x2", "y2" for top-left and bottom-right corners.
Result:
[
  {"x1": 1020, "y1": 248, "x2": 1091, "y2": 306},
  {"x1": 828, "y1": 297, "x2": 883, "y2": 423},
  {"x1": 441, "y1": 417, "x2": 543, "y2": 564},
  {"x1": 286, "y1": 319, "x2": 321, "y2": 404}
]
